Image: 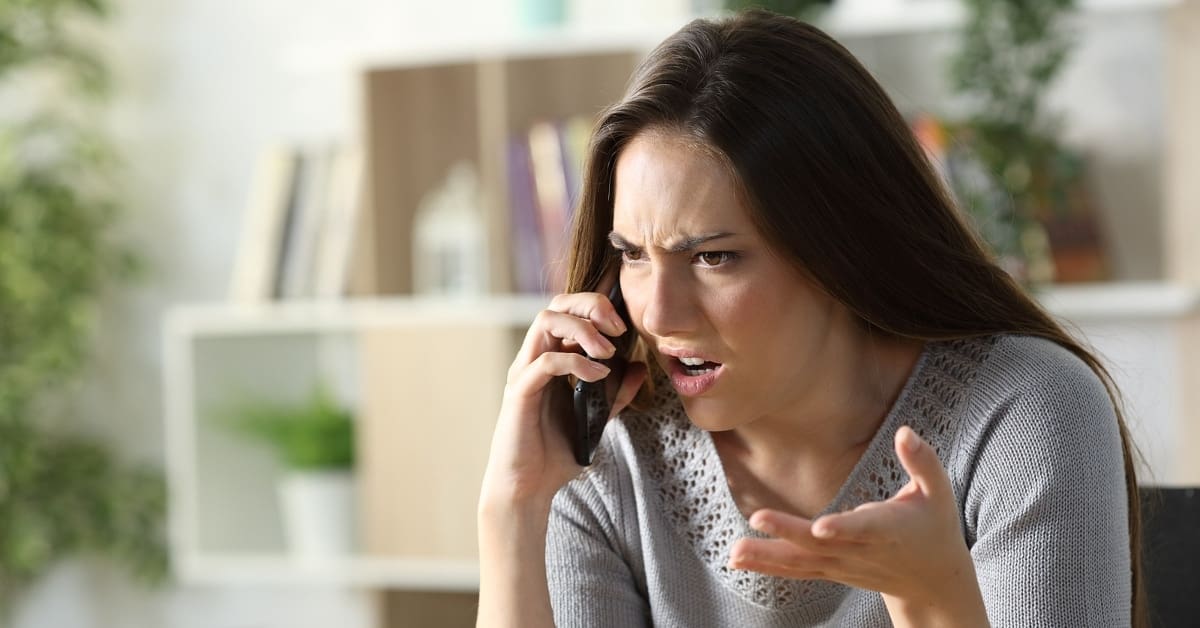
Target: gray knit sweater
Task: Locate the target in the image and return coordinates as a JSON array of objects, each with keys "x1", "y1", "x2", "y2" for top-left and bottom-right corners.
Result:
[{"x1": 546, "y1": 334, "x2": 1131, "y2": 626}]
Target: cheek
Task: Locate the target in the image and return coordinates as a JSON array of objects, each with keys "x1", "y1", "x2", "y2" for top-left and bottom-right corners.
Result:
[
  {"x1": 718, "y1": 280, "x2": 834, "y2": 378},
  {"x1": 714, "y1": 281, "x2": 808, "y2": 347}
]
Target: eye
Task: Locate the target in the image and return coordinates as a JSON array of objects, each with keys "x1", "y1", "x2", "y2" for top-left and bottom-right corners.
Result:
[
  {"x1": 694, "y1": 251, "x2": 737, "y2": 267},
  {"x1": 620, "y1": 248, "x2": 645, "y2": 263}
]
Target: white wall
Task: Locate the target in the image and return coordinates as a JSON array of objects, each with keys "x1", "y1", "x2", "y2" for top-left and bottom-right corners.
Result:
[{"x1": 12, "y1": 1, "x2": 1174, "y2": 626}]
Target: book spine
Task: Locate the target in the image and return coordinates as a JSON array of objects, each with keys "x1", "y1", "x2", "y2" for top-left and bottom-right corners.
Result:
[
  {"x1": 229, "y1": 145, "x2": 299, "y2": 303},
  {"x1": 507, "y1": 136, "x2": 546, "y2": 294},
  {"x1": 528, "y1": 121, "x2": 571, "y2": 294}
]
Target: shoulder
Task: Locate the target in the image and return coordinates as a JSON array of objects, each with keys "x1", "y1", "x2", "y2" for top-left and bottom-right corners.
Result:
[
  {"x1": 948, "y1": 334, "x2": 1127, "y2": 525},
  {"x1": 956, "y1": 334, "x2": 1116, "y2": 441},
  {"x1": 945, "y1": 338, "x2": 1132, "y2": 624},
  {"x1": 981, "y1": 333, "x2": 1108, "y2": 396}
]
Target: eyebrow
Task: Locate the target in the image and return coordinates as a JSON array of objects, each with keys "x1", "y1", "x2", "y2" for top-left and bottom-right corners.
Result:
[{"x1": 607, "y1": 231, "x2": 736, "y2": 254}]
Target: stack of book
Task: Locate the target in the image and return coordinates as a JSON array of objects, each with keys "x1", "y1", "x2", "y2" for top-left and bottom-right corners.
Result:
[
  {"x1": 229, "y1": 143, "x2": 364, "y2": 303},
  {"x1": 507, "y1": 116, "x2": 592, "y2": 295}
]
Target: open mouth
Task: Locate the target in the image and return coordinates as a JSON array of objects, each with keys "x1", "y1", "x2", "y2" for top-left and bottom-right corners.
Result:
[
  {"x1": 666, "y1": 355, "x2": 726, "y2": 396},
  {"x1": 677, "y1": 356, "x2": 722, "y2": 376}
]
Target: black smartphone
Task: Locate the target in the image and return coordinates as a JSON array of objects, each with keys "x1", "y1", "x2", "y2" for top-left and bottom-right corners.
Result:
[{"x1": 569, "y1": 283, "x2": 635, "y2": 466}]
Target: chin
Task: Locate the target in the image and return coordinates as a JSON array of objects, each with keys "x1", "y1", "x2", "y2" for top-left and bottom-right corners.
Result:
[{"x1": 679, "y1": 396, "x2": 745, "y2": 432}]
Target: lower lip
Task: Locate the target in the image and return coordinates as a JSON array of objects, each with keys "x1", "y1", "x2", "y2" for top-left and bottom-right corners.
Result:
[{"x1": 667, "y1": 360, "x2": 724, "y2": 396}]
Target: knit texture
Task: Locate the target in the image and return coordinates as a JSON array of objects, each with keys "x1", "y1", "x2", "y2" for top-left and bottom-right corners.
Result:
[{"x1": 546, "y1": 334, "x2": 1131, "y2": 627}]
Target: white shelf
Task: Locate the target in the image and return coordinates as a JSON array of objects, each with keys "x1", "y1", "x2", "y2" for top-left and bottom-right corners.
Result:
[
  {"x1": 164, "y1": 281, "x2": 1200, "y2": 340},
  {"x1": 284, "y1": 23, "x2": 680, "y2": 74},
  {"x1": 1037, "y1": 281, "x2": 1200, "y2": 321},
  {"x1": 283, "y1": 0, "x2": 1180, "y2": 73},
  {"x1": 178, "y1": 554, "x2": 479, "y2": 590},
  {"x1": 167, "y1": 281, "x2": 1199, "y2": 339},
  {"x1": 165, "y1": 295, "x2": 549, "y2": 338},
  {"x1": 823, "y1": 0, "x2": 1180, "y2": 38}
]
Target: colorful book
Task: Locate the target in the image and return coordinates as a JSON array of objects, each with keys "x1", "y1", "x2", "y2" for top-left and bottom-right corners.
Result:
[{"x1": 507, "y1": 136, "x2": 547, "y2": 294}]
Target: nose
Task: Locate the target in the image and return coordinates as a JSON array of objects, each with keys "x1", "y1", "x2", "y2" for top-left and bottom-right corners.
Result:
[{"x1": 628, "y1": 266, "x2": 699, "y2": 340}]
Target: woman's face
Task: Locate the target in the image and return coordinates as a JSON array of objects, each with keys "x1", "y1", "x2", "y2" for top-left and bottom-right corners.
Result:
[{"x1": 611, "y1": 131, "x2": 848, "y2": 432}]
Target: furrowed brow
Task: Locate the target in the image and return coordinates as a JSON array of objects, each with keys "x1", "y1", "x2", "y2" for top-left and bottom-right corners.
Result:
[
  {"x1": 608, "y1": 232, "x2": 638, "y2": 250},
  {"x1": 607, "y1": 231, "x2": 736, "y2": 253},
  {"x1": 663, "y1": 232, "x2": 735, "y2": 253}
]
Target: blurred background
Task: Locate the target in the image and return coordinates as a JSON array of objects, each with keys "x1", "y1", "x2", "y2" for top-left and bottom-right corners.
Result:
[{"x1": 2, "y1": 0, "x2": 1197, "y2": 626}]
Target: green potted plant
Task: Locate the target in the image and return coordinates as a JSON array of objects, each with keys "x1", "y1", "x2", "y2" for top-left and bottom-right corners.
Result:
[
  {"x1": 0, "y1": 0, "x2": 167, "y2": 616},
  {"x1": 226, "y1": 384, "x2": 358, "y2": 562},
  {"x1": 948, "y1": 0, "x2": 1109, "y2": 285}
]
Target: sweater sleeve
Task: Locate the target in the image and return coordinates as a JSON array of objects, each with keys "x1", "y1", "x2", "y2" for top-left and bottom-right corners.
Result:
[
  {"x1": 545, "y1": 463, "x2": 651, "y2": 627},
  {"x1": 962, "y1": 347, "x2": 1132, "y2": 627}
]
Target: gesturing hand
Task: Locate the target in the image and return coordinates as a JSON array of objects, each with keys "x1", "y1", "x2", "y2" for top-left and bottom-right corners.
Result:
[{"x1": 728, "y1": 426, "x2": 989, "y2": 628}]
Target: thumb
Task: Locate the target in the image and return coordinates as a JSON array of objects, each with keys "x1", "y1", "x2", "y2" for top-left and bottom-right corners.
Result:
[
  {"x1": 609, "y1": 362, "x2": 648, "y2": 419},
  {"x1": 894, "y1": 425, "x2": 950, "y2": 499}
]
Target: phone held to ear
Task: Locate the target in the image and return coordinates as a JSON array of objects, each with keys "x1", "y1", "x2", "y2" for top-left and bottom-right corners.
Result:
[{"x1": 569, "y1": 283, "x2": 634, "y2": 466}]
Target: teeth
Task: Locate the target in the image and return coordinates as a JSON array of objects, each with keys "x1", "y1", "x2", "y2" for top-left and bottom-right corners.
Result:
[
  {"x1": 679, "y1": 356, "x2": 706, "y2": 366},
  {"x1": 684, "y1": 367, "x2": 716, "y2": 376}
]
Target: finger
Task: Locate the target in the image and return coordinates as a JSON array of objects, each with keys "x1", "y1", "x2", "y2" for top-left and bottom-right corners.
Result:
[
  {"x1": 609, "y1": 361, "x2": 648, "y2": 419},
  {"x1": 747, "y1": 509, "x2": 862, "y2": 552},
  {"x1": 811, "y1": 501, "x2": 891, "y2": 543},
  {"x1": 548, "y1": 292, "x2": 628, "y2": 338},
  {"x1": 893, "y1": 425, "x2": 950, "y2": 500},
  {"x1": 728, "y1": 538, "x2": 841, "y2": 580},
  {"x1": 514, "y1": 309, "x2": 618, "y2": 372},
  {"x1": 509, "y1": 352, "x2": 611, "y2": 403}
]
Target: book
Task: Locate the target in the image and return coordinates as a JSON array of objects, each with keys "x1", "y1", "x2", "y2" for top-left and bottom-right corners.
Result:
[
  {"x1": 229, "y1": 145, "x2": 300, "y2": 303},
  {"x1": 313, "y1": 145, "x2": 364, "y2": 300},
  {"x1": 507, "y1": 136, "x2": 547, "y2": 294},
  {"x1": 562, "y1": 115, "x2": 592, "y2": 212},
  {"x1": 527, "y1": 121, "x2": 572, "y2": 294},
  {"x1": 279, "y1": 145, "x2": 335, "y2": 299}
]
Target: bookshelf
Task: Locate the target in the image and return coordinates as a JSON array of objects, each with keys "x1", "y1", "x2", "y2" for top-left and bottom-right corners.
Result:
[
  {"x1": 356, "y1": 51, "x2": 640, "y2": 296},
  {"x1": 163, "y1": 284, "x2": 1199, "y2": 582},
  {"x1": 163, "y1": 298, "x2": 555, "y2": 626},
  {"x1": 161, "y1": 297, "x2": 545, "y2": 624},
  {"x1": 166, "y1": 2, "x2": 1200, "y2": 625}
]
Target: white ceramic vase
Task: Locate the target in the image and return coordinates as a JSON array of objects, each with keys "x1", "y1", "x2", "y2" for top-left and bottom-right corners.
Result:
[{"x1": 278, "y1": 470, "x2": 357, "y2": 563}]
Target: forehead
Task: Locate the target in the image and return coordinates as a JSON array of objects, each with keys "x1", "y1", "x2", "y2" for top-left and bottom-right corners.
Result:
[{"x1": 611, "y1": 132, "x2": 752, "y2": 243}]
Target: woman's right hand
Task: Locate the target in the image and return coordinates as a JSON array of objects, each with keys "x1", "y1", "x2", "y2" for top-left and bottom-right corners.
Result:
[{"x1": 479, "y1": 290, "x2": 646, "y2": 515}]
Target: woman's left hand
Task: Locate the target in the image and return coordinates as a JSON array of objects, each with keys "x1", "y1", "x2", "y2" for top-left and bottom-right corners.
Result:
[{"x1": 728, "y1": 426, "x2": 989, "y2": 628}]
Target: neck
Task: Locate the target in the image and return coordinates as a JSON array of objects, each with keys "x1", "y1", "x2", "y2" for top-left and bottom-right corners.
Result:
[{"x1": 724, "y1": 324, "x2": 925, "y2": 468}]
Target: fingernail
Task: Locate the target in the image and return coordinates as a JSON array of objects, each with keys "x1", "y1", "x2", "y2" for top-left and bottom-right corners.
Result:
[
  {"x1": 589, "y1": 361, "x2": 611, "y2": 375},
  {"x1": 610, "y1": 317, "x2": 627, "y2": 335},
  {"x1": 812, "y1": 521, "x2": 835, "y2": 539},
  {"x1": 902, "y1": 427, "x2": 921, "y2": 453}
]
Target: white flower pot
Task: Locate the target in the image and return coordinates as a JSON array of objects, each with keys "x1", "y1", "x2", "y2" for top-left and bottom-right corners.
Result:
[{"x1": 278, "y1": 470, "x2": 357, "y2": 563}]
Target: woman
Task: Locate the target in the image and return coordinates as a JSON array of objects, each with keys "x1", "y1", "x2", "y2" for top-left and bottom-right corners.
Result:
[{"x1": 478, "y1": 9, "x2": 1141, "y2": 627}]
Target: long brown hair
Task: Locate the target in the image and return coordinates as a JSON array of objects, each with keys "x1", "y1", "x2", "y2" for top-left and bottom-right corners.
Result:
[{"x1": 565, "y1": 8, "x2": 1143, "y2": 624}]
